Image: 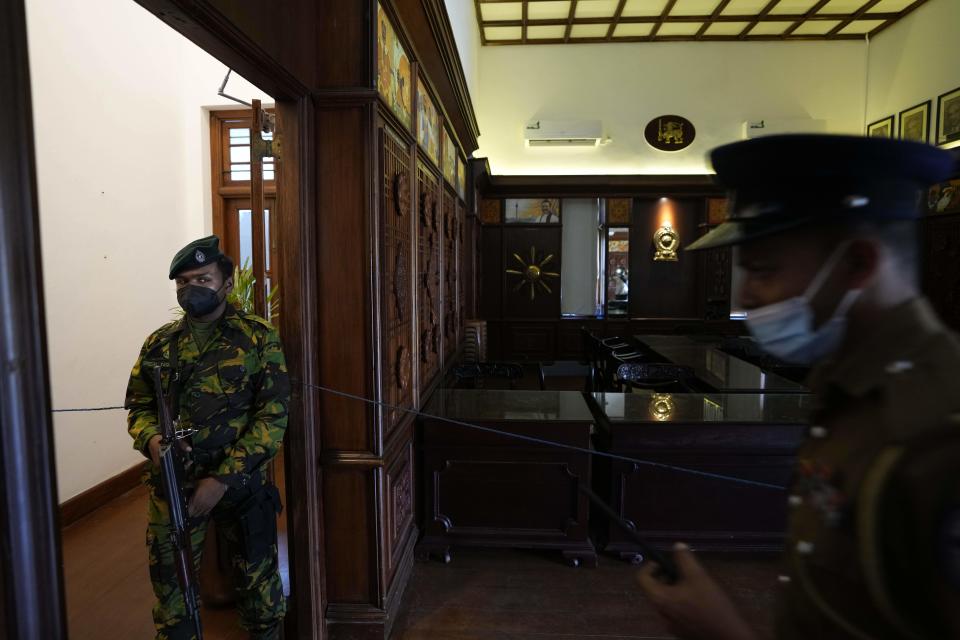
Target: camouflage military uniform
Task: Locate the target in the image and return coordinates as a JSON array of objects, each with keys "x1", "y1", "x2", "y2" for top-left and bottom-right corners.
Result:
[
  {"x1": 126, "y1": 305, "x2": 290, "y2": 640},
  {"x1": 777, "y1": 298, "x2": 960, "y2": 639}
]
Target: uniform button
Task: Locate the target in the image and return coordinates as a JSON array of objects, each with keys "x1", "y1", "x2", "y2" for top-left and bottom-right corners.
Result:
[
  {"x1": 777, "y1": 574, "x2": 792, "y2": 584},
  {"x1": 809, "y1": 425, "x2": 828, "y2": 438},
  {"x1": 796, "y1": 540, "x2": 815, "y2": 555},
  {"x1": 885, "y1": 360, "x2": 914, "y2": 374},
  {"x1": 788, "y1": 495, "x2": 803, "y2": 507}
]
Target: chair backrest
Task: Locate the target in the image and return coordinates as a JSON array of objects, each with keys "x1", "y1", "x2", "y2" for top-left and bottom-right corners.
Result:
[
  {"x1": 451, "y1": 362, "x2": 525, "y2": 389},
  {"x1": 462, "y1": 325, "x2": 482, "y2": 364},
  {"x1": 616, "y1": 362, "x2": 696, "y2": 391}
]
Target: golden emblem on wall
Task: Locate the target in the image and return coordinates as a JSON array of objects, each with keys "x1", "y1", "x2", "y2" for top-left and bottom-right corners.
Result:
[
  {"x1": 648, "y1": 393, "x2": 675, "y2": 422},
  {"x1": 506, "y1": 246, "x2": 559, "y2": 301},
  {"x1": 644, "y1": 115, "x2": 696, "y2": 152},
  {"x1": 653, "y1": 225, "x2": 679, "y2": 261}
]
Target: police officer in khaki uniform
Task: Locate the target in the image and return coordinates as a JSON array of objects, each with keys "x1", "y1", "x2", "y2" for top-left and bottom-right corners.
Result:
[{"x1": 636, "y1": 135, "x2": 960, "y2": 639}]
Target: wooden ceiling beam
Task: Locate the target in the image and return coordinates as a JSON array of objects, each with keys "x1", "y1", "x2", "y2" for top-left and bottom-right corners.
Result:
[
  {"x1": 867, "y1": 0, "x2": 929, "y2": 38},
  {"x1": 696, "y1": 0, "x2": 733, "y2": 40},
  {"x1": 564, "y1": 0, "x2": 578, "y2": 42},
  {"x1": 522, "y1": 0, "x2": 528, "y2": 42},
  {"x1": 607, "y1": 0, "x2": 628, "y2": 40},
  {"x1": 480, "y1": 11, "x2": 899, "y2": 27},
  {"x1": 475, "y1": 0, "x2": 488, "y2": 45},
  {"x1": 782, "y1": 0, "x2": 832, "y2": 37},
  {"x1": 650, "y1": 0, "x2": 678, "y2": 39},
  {"x1": 740, "y1": 0, "x2": 781, "y2": 40},
  {"x1": 484, "y1": 33, "x2": 865, "y2": 44},
  {"x1": 827, "y1": 0, "x2": 883, "y2": 36}
]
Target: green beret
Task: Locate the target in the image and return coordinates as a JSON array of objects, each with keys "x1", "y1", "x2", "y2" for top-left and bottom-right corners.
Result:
[{"x1": 168, "y1": 235, "x2": 225, "y2": 279}]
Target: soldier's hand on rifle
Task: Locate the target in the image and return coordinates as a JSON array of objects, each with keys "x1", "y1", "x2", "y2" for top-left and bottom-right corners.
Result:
[
  {"x1": 188, "y1": 477, "x2": 228, "y2": 518},
  {"x1": 147, "y1": 433, "x2": 192, "y2": 466},
  {"x1": 148, "y1": 435, "x2": 163, "y2": 466}
]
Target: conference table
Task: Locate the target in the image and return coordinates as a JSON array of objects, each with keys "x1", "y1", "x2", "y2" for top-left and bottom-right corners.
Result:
[
  {"x1": 589, "y1": 389, "x2": 812, "y2": 555},
  {"x1": 634, "y1": 334, "x2": 808, "y2": 394},
  {"x1": 417, "y1": 389, "x2": 598, "y2": 566}
]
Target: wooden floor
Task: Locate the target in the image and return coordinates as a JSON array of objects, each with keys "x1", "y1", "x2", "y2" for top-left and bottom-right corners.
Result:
[
  {"x1": 63, "y1": 482, "x2": 778, "y2": 639},
  {"x1": 392, "y1": 548, "x2": 778, "y2": 639}
]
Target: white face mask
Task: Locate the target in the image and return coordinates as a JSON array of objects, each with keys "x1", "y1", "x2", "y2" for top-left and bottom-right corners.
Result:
[{"x1": 744, "y1": 242, "x2": 861, "y2": 365}]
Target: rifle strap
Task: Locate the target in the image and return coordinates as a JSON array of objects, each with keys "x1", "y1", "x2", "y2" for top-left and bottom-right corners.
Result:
[{"x1": 168, "y1": 320, "x2": 184, "y2": 420}]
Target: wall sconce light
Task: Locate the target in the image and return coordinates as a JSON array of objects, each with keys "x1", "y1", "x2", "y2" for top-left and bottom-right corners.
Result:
[{"x1": 653, "y1": 225, "x2": 679, "y2": 261}]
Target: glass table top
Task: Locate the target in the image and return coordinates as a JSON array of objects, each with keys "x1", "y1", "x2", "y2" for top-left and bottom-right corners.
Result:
[
  {"x1": 423, "y1": 389, "x2": 595, "y2": 422},
  {"x1": 636, "y1": 342, "x2": 807, "y2": 393},
  {"x1": 591, "y1": 391, "x2": 813, "y2": 424}
]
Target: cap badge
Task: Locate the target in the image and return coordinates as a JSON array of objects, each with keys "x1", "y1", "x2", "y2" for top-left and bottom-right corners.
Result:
[{"x1": 195, "y1": 250, "x2": 206, "y2": 263}]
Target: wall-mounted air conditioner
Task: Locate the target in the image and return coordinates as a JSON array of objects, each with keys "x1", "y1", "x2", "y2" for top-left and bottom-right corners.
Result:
[
  {"x1": 742, "y1": 118, "x2": 828, "y2": 139},
  {"x1": 524, "y1": 120, "x2": 603, "y2": 147}
]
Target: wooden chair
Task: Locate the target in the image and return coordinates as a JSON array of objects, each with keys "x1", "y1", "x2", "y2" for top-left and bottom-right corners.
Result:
[
  {"x1": 450, "y1": 362, "x2": 526, "y2": 389},
  {"x1": 615, "y1": 362, "x2": 696, "y2": 393}
]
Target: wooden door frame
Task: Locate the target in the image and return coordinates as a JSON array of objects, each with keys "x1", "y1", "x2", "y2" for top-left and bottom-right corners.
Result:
[
  {"x1": 1, "y1": 1, "x2": 68, "y2": 637},
  {"x1": 129, "y1": 3, "x2": 325, "y2": 637}
]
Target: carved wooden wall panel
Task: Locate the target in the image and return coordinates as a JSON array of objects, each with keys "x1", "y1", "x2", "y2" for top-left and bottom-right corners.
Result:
[
  {"x1": 383, "y1": 434, "x2": 415, "y2": 587},
  {"x1": 442, "y1": 189, "x2": 457, "y2": 360},
  {"x1": 457, "y1": 201, "x2": 466, "y2": 351},
  {"x1": 417, "y1": 162, "x2": 442, "y2": 389},
  {"x1": 381, "y1": 128, "x2": 414, "y2": 432}
]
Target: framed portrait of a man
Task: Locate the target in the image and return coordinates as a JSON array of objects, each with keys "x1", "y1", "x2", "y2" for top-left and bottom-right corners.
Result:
[
  {"x1": 899, "y1": 101, "x2": 931, "y2": 143},
  {"x1": 867, "y1": 115, "x2": 894, "y2": 138},
  {"x1": 936, "y1": 87, "x2": 960, "y2": 146},
  {"x1": 504, "y1": 199, "x2": 560, "y2": 224}
]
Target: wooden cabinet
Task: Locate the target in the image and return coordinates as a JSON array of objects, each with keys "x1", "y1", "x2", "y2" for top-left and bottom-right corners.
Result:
[
  {"x1": 590, "y1": 391, "x2": 809, "y2": 555},
  {"x1": 418, "y1": 390, "x2": 597, "y2": 566}
]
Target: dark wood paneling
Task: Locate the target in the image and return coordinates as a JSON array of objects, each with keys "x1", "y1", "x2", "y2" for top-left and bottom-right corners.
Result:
[
  {"x1": 383, "y1": 425, "x2": 415, "y2": 588},
  {"x1": 420, "y1": 417, "x2": 595, "y2": 565},
  {"x1": 501, "y1": 226, "x2": 563, "y2": 319},
  {"x1": 1, "y1": 2, "x2": 67, "y2": 636},
  {"x1": 479, "y1": 227, "x2": 502, "y2": 318},
  {"x1": 502, "y1": 323, "x2": 557, "y2": 361},
  {"x1": 323, "y1": 467, "x2": 377, "y2": 603},
  {"x1": 631, "y1": 198, "x2": 701, "y2": 318},
  {"x1": 275, "y1": 96, "x2": 327, "y2": 640},
  {"x1": 381, "y1": 126, "x2": 415, "y2": 434},
  {"x1": 417, "y1": 162, "x2": 443, "y2": 389},
  {"x1": 484, "y1": 174, "x2": 723, "y2": 198},
  {"x1": 59, "y1": 464, "x2": 144, "y2": 527},
  {"x1": 596, "y1": 421, "x2": 804, "y2": 553},
  {"x1": 317, "y1": 104, "x2": 375, "y2": 452},
  {"x1": 442, "y1": 188, "x2": 457, "y2": 360}
]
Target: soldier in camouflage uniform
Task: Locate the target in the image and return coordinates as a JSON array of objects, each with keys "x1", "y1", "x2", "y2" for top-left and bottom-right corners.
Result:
[
  {"x1": 637, "y1": 136, "x2": 960, "y2": 639},
  {"x1": 126, "y1": 235, "x2": 289, "y2": 640}
]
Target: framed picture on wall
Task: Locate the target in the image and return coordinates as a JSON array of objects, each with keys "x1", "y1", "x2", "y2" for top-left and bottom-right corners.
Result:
[
  {"x1": 935, "y1": 86, "x2": 960, "y2": 146},
  {"x1": 504, "y1": 199, "x2": 560, "y2": 223},
  {"x1": 899, "y1": 101, "x2": 931, "y2": 143},
  {"x1": 867, "y1": 115, "x2": 894, "y2": 138}
]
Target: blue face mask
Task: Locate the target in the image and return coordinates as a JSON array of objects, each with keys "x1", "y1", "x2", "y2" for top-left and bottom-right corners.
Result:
[{"x1": 744, "y1": 243, "x2": 861, "y2": 365}]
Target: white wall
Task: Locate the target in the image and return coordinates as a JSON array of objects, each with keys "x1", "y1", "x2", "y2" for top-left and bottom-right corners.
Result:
[
  {"x1": 26, "y1": 0, "x2": 271, "y2": 502},
  {"x1": 865, "y1": 0, "x2": 960, "y2": 139},
  {"x1": 444, "y1": 0, "x2": 481, "y2": 110},
  {"x1": 475, "y1": 40, "x2": 869, "y2": 175}
]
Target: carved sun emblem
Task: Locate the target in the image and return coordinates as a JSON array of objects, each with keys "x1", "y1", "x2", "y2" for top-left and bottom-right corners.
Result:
[{"x1": 506, "y1": 246, "x2": 559, "y2": 301}]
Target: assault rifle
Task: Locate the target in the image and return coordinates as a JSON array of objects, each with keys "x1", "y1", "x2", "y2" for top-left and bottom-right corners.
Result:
[{"x1": 153, "y1": 368, "x2": 204, "y2": 639}]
